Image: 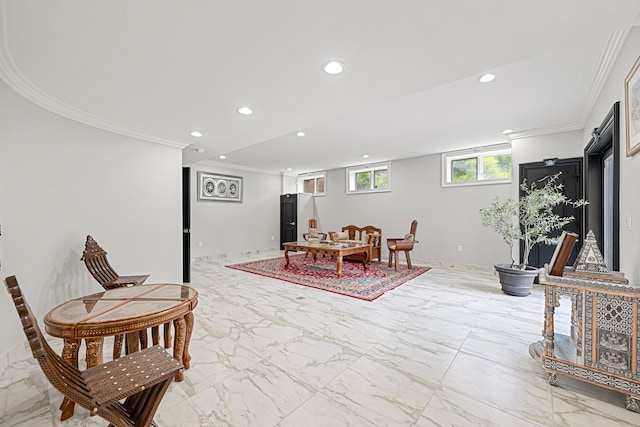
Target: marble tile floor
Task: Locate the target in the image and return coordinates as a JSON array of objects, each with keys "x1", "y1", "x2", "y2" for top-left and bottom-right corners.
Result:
[{"x1": 1, "y1": 251, "x2": 639, "y2": 426}]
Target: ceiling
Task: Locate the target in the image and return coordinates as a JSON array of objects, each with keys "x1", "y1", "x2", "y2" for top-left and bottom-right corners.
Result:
[{"x1": 1, "y1": 1, "x2": 639, "y2": 175}]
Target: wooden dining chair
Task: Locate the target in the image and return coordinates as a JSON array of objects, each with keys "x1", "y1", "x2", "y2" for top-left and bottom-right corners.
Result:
[
  {"x1": 4, "y1": 275, "x2": 183, "y2": 426},
  {"x1": 387, "y1": 220, "x2": 418, "y2": 271},
  {"x1": 82, "y1": 235, "x2": 170, "y2": 359}
]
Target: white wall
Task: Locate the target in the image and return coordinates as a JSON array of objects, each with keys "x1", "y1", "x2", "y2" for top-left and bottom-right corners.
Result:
[
  {"x1": 0, "y1": 80, "x2": 183, "y2": 368},
  {"x1": 511, "y1": 130, "x2": 584, "y2": 198},
  {"x1": 310, "y1": 131, "x2": 584, "y2": 271},
  {"x1": 313, "y1": 155, "x2": 510, "y2": 271},
  {"x1": 189, "y1": 165, "x2": 281, "y2": 259},
  {"x1": 583, "y1": 27, "x2": 640, "y2": 284}
]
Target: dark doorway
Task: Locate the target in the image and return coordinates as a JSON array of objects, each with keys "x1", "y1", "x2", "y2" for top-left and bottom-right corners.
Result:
[
  {"x1": 280, "y1": 194, "x2": 297, "y2": 249},
  {"x1": 182, "y1": 167, "x2": 191, "y2": 283},
  {"x1": 519, "y1": 158, "x2": 584, "y2": 268},
  {"x1": 584, "y1": 102, "x2": 620, "y2": 270}
]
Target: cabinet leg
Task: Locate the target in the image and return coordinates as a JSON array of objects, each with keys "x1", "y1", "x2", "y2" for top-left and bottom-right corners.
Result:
[
  {"x1": 625, "y1": 395, "x2": 640, "y2": 413},
  {"x1": 548, "y1": 373, "x2": 559, "y2": 386}
]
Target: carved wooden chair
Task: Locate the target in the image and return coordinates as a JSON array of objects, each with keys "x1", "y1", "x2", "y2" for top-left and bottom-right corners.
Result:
[
  {"x1": 82, "y1": 235, "x2": 149, "y2": 290},
  {"x1": 4, "y1": 275, "x2": 183, "y2": 427},
  {"x1": 302, "y1": 218, "x2": 327, "y2": 258},
  {"x1": 341, "y1": 225, "x2": 382, "y2": 263},
  {"x1": 302, "y1": 218, "x2": 328, "y2": 241},
  {"x1": 387, "y1": 220, "x2": 418, "y2": 271},
  {"x1": 82, "y1": 235, "x2": 170, "y2": 359}
]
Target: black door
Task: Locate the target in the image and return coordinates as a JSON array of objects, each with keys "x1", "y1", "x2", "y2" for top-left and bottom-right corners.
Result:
[
  {"x1": 584, "y1": 102, "x2": 620, "y2": 270},
  {"x1": 182, "y1": 167, "x2": 191, "y2": 283},
  {"x1": 519, "y1": 158, "x2": 584, "y2": 268},
  {"x1": 280, "y1": 194, "x2": 297, "y2": 249}
]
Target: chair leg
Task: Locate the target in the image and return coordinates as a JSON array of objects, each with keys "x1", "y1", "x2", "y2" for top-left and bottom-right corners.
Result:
[
  {"x1": 139, "y1": 329, "x2": 148, "y2": 349},
  {"x1": 388, "y1": 250, "x2": 394, "y2": 268},
  {"x1": 151, "y1": 326, "x2": 160, "y2": 346},
  {"x1": 405, "y1": 251, "x2": 413, "y2": 269},
  {"x1": 394, "y1": 252, "x2": 399, "y2": 271},
  {"x1": 163, "y1": 322, "x2": 172, "y2": 348},
  {"x1": 126, "y1": 332, "x2": 139, "y2": 354},
  {"x1": 121, "y1": 378, "x2": 174, "y2": 427}
]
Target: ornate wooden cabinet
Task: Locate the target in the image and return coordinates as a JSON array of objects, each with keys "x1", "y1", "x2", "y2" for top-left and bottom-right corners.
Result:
[{"x1": 538, "y1": 269, "x2": 640, "y2": 412}]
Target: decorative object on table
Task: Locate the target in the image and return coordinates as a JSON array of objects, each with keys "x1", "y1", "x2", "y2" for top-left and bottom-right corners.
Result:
[
  {"x1": 387, "y1": 220, "x2": 418, "y2": 272},
  {"x1": 479, "y1": 172, "x2": 588, "y2": 296},
  {"x1": 197, "y1": 171, "x2": 243, "y2": 202},
  {"x1": 82, "y1": 234, "x2": 154, "y2": 359},
  {"x1": 4, "y1": 275, "x2": 183, "y2": 425},
  {"x1": 624, "y1": 55, "x2": 640, "y2": 157},
  {"x1": 227, "y1": 254, "x2": 430, "y2": 301},
  {"x1": 560, "y1": 230, "x2": 628, "y2": 283},
  {"x1": 547, "y1": 230, "x2": 579, "y2": 276}
]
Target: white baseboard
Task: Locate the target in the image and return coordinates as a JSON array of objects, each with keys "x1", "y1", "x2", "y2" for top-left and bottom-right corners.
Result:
[{"x1": 193, "y1": 247, "x2": 280, "y2": 263}]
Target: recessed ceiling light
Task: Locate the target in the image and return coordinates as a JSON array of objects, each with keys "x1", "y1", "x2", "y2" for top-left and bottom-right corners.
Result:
[
  {"x1": 190, "y1": 131, "x2": 203, "y2": 137},
  {"x1": 237, "y1": 107, "x2": 253, "y2": 115},
  {"x1": 219, "y1": 155, "x2": 226, "y2": 159},
  {"x1": 296, "y1": 131, "x2": 305, "y2": 137},
  {"x1": 322, "y1": 60, "x2": 344, "y2": 75},
  {"x1": 362, "y1": 154, "x2": 369, "y2": 159},
  {"x1": 287, "y1": 168, "x2": 292, "y2": 171},
  {"x1": 502, "y1": 129, "x2": 514, "y2": 134},
  {"x1": 478, "y1": 73, "x2": 496, "y2": 83}
]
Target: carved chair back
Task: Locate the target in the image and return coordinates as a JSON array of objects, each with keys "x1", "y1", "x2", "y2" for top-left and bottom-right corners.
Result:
[{"x1": 81, "y1": 235, "x2": 119, "y2": 285}]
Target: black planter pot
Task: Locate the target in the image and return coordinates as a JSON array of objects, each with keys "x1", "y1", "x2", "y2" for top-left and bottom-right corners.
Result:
[{"x1": 494, "y1": 264, "x2": 539, "y2": 297}]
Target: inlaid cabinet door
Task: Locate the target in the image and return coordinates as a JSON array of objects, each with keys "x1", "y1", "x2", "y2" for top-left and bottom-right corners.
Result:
[{"x1": 585, "y1": 291, "x2": 638, "y2": 378}]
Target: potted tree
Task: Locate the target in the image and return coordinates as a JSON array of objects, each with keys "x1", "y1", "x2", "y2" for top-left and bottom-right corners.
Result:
[{"x1": 479, "y1": 172, "x2": 587, "y2": 296}]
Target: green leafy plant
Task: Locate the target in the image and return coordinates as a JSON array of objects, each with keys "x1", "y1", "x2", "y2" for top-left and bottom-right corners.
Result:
[{"x1": 479, "y1": 172, "x2": 588, "y2": 270}]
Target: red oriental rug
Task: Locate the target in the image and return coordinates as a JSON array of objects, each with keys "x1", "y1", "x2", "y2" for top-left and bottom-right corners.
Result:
[{"x1": 226, "y1": 254, "x2": 430, "y2": 301}]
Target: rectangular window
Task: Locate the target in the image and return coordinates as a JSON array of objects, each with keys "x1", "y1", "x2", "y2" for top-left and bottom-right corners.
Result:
[
  {"x1": 297, "y1": 171, "x2": 326, "y2": 195},
  {"x1": 346, "y1": 161, "x2": 391, "y2": 194},
  {"x1": 442, "y1": 143, "x2": 512, "y2": 187}
]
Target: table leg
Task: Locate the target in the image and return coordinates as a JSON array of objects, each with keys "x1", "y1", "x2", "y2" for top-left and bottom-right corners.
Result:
[
  {"x1": 59, "y1": 339, "x2": 80, "y2": 421},
  {"x1": 173, "y1": 316, "x2": 187, "y2": 382},
  {"x1": 85, "y1": 338, "x2": 104, "y2": 368},
  {"x1": 337, "y1": 255, "x2": 343, "y2": 278},
  {"x1": 362, "y1": 250, "x2": 369, "y2": 271},
  {"x1": 184, "y1": 311, "x2": 194, "y2": 369},
  {"x1": 312, "y1": 252, "x2": 317, "y2": 262},
  {"x1": 284, "y1": 249, "x2": 290, "y2": 268}
]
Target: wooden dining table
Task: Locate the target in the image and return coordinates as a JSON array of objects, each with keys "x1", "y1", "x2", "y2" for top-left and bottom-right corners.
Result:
[{"x1": 44, "y1": 283, "x2": 198, "y2": 420}]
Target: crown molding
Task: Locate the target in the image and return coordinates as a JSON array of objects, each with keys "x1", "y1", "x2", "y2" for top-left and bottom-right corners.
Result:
[
  {"x1": 578, "y1": 27, "x2": 630, "y2": 126},
  {"x1": 507, "y1": 122, "x2": 583, "y2": 141},
  {"x1": 508, "y1": 27, "x2": 630, "y2": 142},
  {"x1": 0, "y1": 1, "x2": 189, "y2": 149}
]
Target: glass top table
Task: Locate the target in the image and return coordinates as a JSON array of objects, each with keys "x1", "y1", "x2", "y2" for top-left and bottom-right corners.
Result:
[
  {"x1": 44, "y1": 283, "x2": 198, "y2": 420},
  {"x1": 282, "y1": 240, "x2": 371, "y2": 278}
]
